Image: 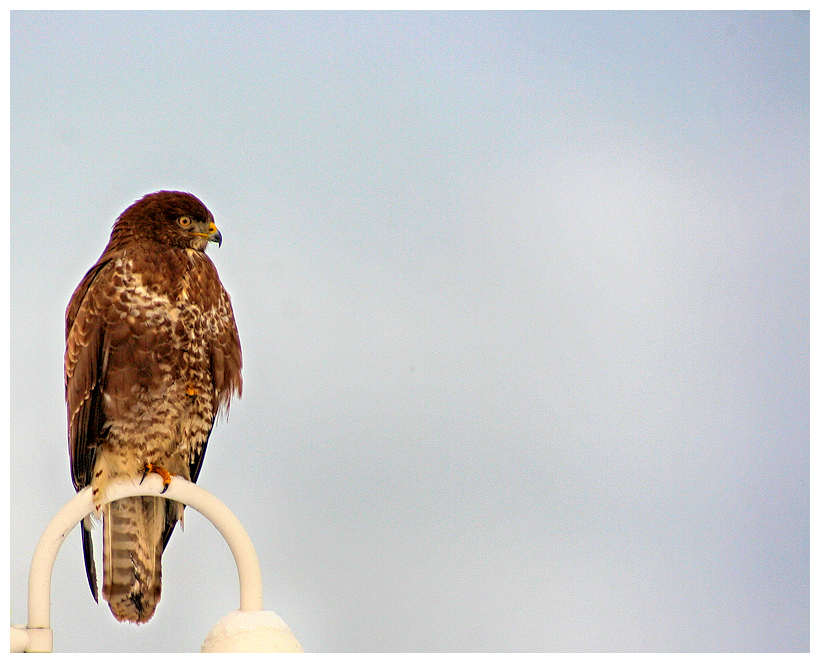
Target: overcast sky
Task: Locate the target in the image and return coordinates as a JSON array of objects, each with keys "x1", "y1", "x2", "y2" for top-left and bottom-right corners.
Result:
[{"x1": 8, "y1": 10, "x2": 809, "y2": 653}]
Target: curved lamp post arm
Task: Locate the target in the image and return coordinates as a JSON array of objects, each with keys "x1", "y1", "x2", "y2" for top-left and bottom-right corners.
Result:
[{"x1": 23, "y1": 474, "x2": 263, "y2": 652}]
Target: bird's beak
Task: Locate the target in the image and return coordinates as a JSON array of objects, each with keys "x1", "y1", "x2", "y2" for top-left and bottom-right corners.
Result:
[{"x1": 208, "y1": 222, "x2": 223, "y2": 248}]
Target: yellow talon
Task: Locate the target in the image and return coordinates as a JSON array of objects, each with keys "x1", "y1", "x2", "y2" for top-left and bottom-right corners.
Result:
[{"x1": 141, "y1": 463, "x2": 173, "y2": 494}]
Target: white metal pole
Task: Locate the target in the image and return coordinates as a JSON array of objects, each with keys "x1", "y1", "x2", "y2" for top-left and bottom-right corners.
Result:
[{"x1": 24, "y1": 474, "x2": 264, "y2": 651}]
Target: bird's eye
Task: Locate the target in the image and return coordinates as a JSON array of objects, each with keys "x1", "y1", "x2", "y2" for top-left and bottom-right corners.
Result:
[{"x1": 177, "y1": 216, "x2": 193, "y2": 229}]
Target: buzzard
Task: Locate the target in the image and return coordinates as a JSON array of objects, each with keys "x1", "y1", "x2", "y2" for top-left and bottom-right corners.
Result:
[{"x1": 65, "y1": 191, "x2": 242, "y2": 623}]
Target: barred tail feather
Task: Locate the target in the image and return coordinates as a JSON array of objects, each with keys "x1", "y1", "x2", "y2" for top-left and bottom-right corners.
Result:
[{"x1": 102, "y1": 496, "x2": 165, "y2": 624}]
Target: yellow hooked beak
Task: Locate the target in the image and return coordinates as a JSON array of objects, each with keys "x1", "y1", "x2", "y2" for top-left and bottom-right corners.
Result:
[
  {"x1": 207, "y1": 222, "x2": 222, "y2": 247},
  {"x1": 194, "y1": 221, "x2": 222, "y2": 247}
]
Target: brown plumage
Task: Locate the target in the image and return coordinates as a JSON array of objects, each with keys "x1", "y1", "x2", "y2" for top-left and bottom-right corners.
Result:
[{"x1": 65, "y1": 191, "x2": 242, "y2": 623}]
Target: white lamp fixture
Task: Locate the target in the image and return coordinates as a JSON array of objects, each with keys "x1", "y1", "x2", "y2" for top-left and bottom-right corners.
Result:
[{"x1": 11, "y1": 474, "x2": 302, "y2": 653}]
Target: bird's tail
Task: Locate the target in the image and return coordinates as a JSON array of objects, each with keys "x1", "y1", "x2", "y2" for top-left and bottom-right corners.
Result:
[{"x1": 101, "y1": 496, "x2": 165, "y2": 624}]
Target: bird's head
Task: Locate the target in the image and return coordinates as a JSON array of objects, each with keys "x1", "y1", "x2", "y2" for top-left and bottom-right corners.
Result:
[{"x1": 111, "y1": 191, "x2": 223, "y2": 252}]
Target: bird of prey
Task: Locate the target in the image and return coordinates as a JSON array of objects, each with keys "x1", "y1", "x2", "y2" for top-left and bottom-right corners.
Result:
[{"x1": 64, "y1": 191, "x2": 243, "y2": 623}]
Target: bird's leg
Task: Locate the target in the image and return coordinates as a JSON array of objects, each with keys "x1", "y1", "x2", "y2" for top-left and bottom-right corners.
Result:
[{"x1": 140, "y1": 462, "x2": 173, "y2": 494}]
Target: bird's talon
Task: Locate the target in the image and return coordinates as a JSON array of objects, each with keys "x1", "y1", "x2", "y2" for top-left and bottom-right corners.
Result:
[{"x1": 141, "y1": 462, "x2": 173, "y2": 492}]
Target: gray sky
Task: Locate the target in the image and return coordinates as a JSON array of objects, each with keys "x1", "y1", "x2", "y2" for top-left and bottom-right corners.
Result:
[{"x1": 9, "y1": 11, "x2": 809, "y2": 653}]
